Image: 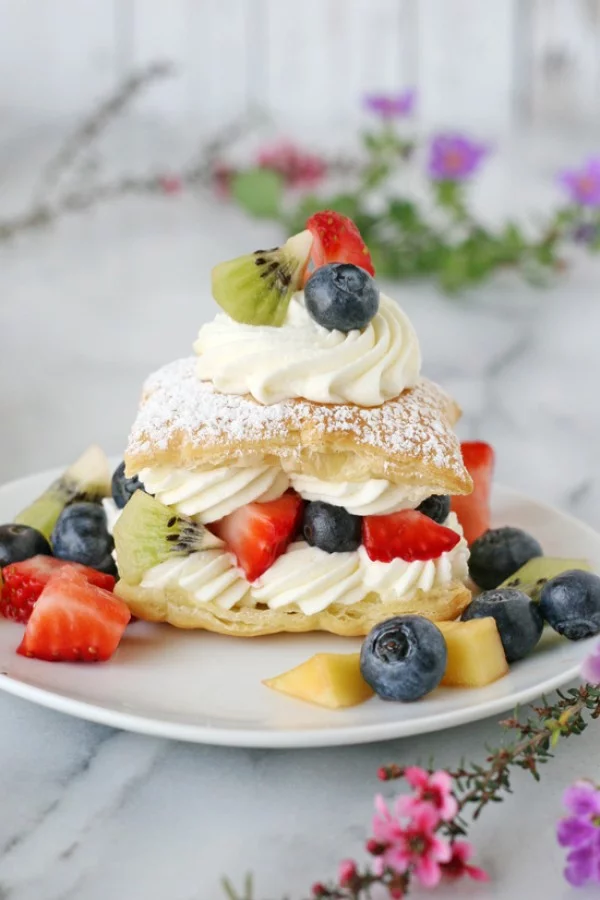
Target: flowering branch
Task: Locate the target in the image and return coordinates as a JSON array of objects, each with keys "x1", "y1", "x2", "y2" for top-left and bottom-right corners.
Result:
[{"x1": 225, "y1": 683, "x2": 600, "y2": 899}]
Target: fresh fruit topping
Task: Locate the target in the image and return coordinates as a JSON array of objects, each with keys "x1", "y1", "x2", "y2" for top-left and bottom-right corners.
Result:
[
  {"x1": 111, "y1": 461, "x2": 144, "y2": 510},
  {"x1": 51, "y1": 502, "x2": 115, "y2": 575},
  {"x1": 362, "y1": 509, "x2": 460, "y2": 563},
  {"x1": 539, "y1": 570, "x2": 600, "y2": 641},
  {"x1": 360, "y1": 615, "x2": 447, "y2": 702},
  {"x1": 461, "y1": 587, "x2": 543, "y2": 662},
  {"x1": 113, "y1": 490, "x2": 222, "y2": 585},
  {"x1": 17, "y1": 568, "x2": 130, "y2": 663},
  {"x1": 15, "y1": 445, "x2": 111, "y2": 540},
  {"x1": 500, "y1": 557, "x2": 592, "y2": 602},
  {"x1": 306, "y1": 211, "x2": 375, "y2": 275},
  {"x1": 0, "y1": 524, "x2": 51, "y2": 567},
  {"x1": 304, "y1": 263, "x2": 379, "y2": 332},
  {"x1": 211, "y1": 230, "x2": 313, "y2": 327},
  {"x1": 437, "y1": 618, "x2": 508, "y2": 687},
  {"x1": 468, "y1": 526, "x2": 543, "y2": 591},
  {"x1": 212, "y1": 493, "x2": 303, "y2": 582},
  {"x1": 263, "y1": 652, "x2": 374, "y2": 709},
  {"x1": 1, "y1": 556, "x2": 115, "y2": 624},
  {"x1": 416, "y1": 494, "x2": 451, "y2": 525},
  {"x1": 451, "y1": 441, "x2": 495, "y2": 545},
  {"x1": 302, "y1": 501, "x2": 361, "y2": 554}
]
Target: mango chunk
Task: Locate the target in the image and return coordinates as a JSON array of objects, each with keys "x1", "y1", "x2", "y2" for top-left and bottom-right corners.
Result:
[
  {"x1": 264, "y1": 652, "x2": 374, "y2": 709},
  {"x1": 437, "y1": 618, "x2": 508, "y2": 687}
]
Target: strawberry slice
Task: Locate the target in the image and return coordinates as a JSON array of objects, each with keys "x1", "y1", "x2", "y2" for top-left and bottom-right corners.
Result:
[
  {"x1": 306, "y1": 211, "x2": 375, "y2": 276},
  {"x1": 211, "y1": 492, "x2": 303, "y2": 582},
  {"x1": 1, "y1": 555, "x2": 115, "y2": 624},
  {"x1": 362, "y1": 509, "x2": 461, "y2": 563},
  {"x1": 17, "y1": 567, "x2": 130, "y2": 663},
  {"x1": 451, "y1": 441, "x2": 495, "y2": 545}
]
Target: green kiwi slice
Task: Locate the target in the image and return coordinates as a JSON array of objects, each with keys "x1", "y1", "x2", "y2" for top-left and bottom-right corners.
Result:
[
  {"x1": 500, "y1": 557, "x2": 593, "y2": 601},
  {"x1": 113, "y1": 490, "x2": 222, "y2": 585},
  {"x1": 211, "y1": 229, "x2": 313, "y2": 326},
  {"x1": 15, "y1": 445, "x2": 111, "y2": 540}
]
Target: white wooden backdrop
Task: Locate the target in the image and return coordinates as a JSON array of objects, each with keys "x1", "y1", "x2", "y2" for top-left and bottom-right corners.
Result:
[{"x1": 0, "y1": 0, "x2": 599, "y2": 133}]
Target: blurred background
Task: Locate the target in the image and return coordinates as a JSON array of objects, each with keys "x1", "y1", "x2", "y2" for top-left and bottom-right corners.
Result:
[{"x1": 1, "y1": 0, "x2": 600, "y2": 524}]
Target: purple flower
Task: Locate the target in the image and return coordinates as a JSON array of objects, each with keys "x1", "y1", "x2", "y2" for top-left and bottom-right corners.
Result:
[
  {"x1": 364, "y1": 89, "x2": 416, "y2": 119},
  {"x1": 558, "y1": 782, "x2": 600, "y2": 886},
  {"x1": 559, "y1": 157, "x2": 600, "y2": 207},
  {"x1": 428, "y1": 134, "x2": 488, "y2": 181},
  {"x1": 582, "y1": 642, "x2": 600, "y2": 683}
]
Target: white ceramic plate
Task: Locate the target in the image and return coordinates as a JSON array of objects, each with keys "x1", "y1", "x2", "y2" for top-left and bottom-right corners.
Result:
[{"x1": 0, "y1": 469, "x2": 595, "y2": 747}]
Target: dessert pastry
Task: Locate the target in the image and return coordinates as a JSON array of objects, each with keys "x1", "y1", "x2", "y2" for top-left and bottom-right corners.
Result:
[{"x1": 114, "y1": 212, "x2": 473, "y2": 637}]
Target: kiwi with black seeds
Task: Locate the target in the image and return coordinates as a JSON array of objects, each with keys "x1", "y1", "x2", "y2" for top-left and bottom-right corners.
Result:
[
  {"x1": 211, "y1": 229, "x2": 313, "y2": 326},
  {"x1": 113, "y1": 490, "x2": 222, "y2": 585},
  {"x1": 500, "y1": 557, "x2": 593, "y2": 602}
]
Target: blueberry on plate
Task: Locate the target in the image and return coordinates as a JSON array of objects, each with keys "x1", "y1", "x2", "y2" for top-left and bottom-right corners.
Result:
[
  {"x1": 461, "y1": 587, "x2": 543, "y2": 662},
  {"x1": 51, "y1": 502, "x2": 115, "y2": 575},
  {"x1": 302, "y1": 501, "x2": 361, "y2": 553},
  {"x1": 468, "y1": 526, "x2": 543, "y2": 591},
  {"x1": 540, "y1": 570, "x2": 600, "y2": 641},
  {"x1": 360, "y1": 615, "x2": 447, "y2": 702},
  {"x1": 416, "y1": 494, "x2": 451, "y2": 525},
  {"x1": 304, "y1": 263, "x2": 379, "y2": 332},
  {"x1": 0, "y1": 524, "x2": 51, "y2": 568},
  {"x1": 111, "y1": 460, "x2": 144, "y2": 510}
]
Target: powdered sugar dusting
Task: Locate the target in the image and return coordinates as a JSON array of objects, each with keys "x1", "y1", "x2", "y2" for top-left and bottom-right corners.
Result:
[{"x1": 126, "y1": 358, "x2": 467, "y2": 481}]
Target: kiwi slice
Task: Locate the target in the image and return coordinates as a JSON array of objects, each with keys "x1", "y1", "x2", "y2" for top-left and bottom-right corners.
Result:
[
  {"x1": 113, "y1": 490, "x2": 222, "y2": 585},
  {"x1": 211, "y1": 229, "x2": 313, "y2": 326},
  {"x1": 15, "y1": 445, "x2": 111, "y2": 540},
  {"x1": 500, "y1": 557, "x2": 593, "y2": 601}
]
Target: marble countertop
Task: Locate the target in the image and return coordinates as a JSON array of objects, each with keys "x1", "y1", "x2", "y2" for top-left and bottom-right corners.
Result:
[{"x1": 1, "y1": 147, "x2": 600, "y2": 898}]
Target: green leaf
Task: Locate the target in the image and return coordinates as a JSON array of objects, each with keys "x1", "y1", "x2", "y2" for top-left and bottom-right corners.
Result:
[{"x1": 231, "y1": 168, "x2": 283, "y2": 219}]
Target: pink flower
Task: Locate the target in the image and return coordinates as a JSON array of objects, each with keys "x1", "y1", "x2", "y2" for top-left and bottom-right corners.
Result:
[
  {"x1": 338, "y1": 859, "x2": 357, "y2": 887},
  {"x1": 371, "y1": 795, "x2": 452, "y2": 887},
  {"x1": 159, "y1": 174, "x2": 183, "y2": 195},
  {"x1": 398, "y1": 767, "x2": 458, "y2": 823},
  {"x1": 256, "y1": 141, "x2": 327, "y2": 188},
  {"x1": 441, "y1": 840, "x2": 489, "y2": 882}
]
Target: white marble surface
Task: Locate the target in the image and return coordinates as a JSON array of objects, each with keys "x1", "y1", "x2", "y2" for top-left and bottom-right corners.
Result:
[{"x1": 1, "y1": 140, "x2": 600, "y2": 899}]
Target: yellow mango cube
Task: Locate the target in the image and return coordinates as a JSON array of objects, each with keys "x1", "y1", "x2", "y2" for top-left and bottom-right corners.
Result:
[
  {"x1": 263, "y1": 652, "x2": 374, "y2": 709},
  {"x1": 437, "y1": 618, "x2": 508, "y2": 688}
]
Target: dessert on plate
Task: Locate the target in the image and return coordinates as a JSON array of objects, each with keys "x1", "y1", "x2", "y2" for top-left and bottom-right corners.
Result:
[{"x1": 113, "y1": 212, "x2": 474, "y2": 637}]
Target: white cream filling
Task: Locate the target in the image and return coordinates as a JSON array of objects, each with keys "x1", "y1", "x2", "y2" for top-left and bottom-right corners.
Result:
[
  {"x1": 289, "y1": 473, "x2": 440, "y2": 516},
  {"x1": 137, "y1": 513, "x2": 468, "y2": 616}
]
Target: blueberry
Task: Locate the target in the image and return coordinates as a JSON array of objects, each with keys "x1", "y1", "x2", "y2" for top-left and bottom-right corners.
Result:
[
  {"x1": 468, "y1": 527, "x2": 543, "y2": 591},
  {"x1": 51, "y1": 502, "x2": 115, "y2": 574},
  {"x1": 462, "y1": 588, "x2": 543, "y2": 662},
  {"x1": 416, "y1": 495, "x2": 451, "y2": 524},
  {"x1": 302, "y1": 501, "x2": 361, "y2": 553},
  {"x1": 360, "y1": 615, "x2": 447, "y2": 702},
  {"x1": 304, "y1": 263, "x2": 379, "y2": 332},
  {"x1": 112, "y1": 461, "x2": 144, "y2": 509},
  {"x1": 540, "y1": 570, "x2": 600, "y2": 641},
  {"x1": 0, "y1": 524, "x2": 51, "y2": 568}
]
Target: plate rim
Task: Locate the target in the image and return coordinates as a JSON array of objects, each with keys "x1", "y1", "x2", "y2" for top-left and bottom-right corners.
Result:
[{"x1": 0, "y1": 471, "x2": 594, "y2": 748}]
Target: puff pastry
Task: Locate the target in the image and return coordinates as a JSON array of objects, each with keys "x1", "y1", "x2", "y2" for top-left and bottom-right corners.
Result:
[{"x1": 124, "y1": 358, "x2": 472, "y2": 496}]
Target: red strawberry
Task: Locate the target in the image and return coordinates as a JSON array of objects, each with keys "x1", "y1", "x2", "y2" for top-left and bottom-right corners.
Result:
[
  {"x1": 211, "y1": 492, "x2": 303, "y2": 582},
  {"x1": 1, "y1": 556, "x2": 115, "y2": 624},
  {"x1": 17, "y1": 567, "x2": 130, "y2": 663},
  {"x1": 362, "y1": 509, "x2": 461, "y2": 563},
  {"x1": 451, "y1": 441, "x2": 495, "y2": 545},
  {"x1": 306, "y1": 211, "x2": 375, "y2": 276}
]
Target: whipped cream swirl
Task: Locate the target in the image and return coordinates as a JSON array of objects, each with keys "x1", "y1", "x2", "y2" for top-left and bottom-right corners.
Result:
[
  {"x1": 138, "y1": 464, "x2": 289, "y2": 524},
  {"x1": 194, "y1": 292, "x2": 421, "y2": 406},
  {"x1": 140, "y1": 549, "x2": 250, "y2": 610},
  {"x1": 289, "y1": 474, "x2": 439, "y2": 516}
]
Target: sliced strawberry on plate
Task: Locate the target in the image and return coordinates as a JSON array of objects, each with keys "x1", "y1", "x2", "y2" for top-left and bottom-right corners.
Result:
[
  {"x1": 362, "y1": 509, "x2": 461, "y2": 563},
  {"x1": 306, "y1": 210, "x2": 375, "y2": 276},
  {"x1": 451, "y1": 441, "x2": 495, "y2": 545},
  {"x1": 211, "y1": 492, "x2": 303, "y2": 582},
  {"x1": 1, "y1": 555, "x2": 115, "y2": 624},
  {"x1": 17, "y1": 567, "x2": 130, "y2": 662}
]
